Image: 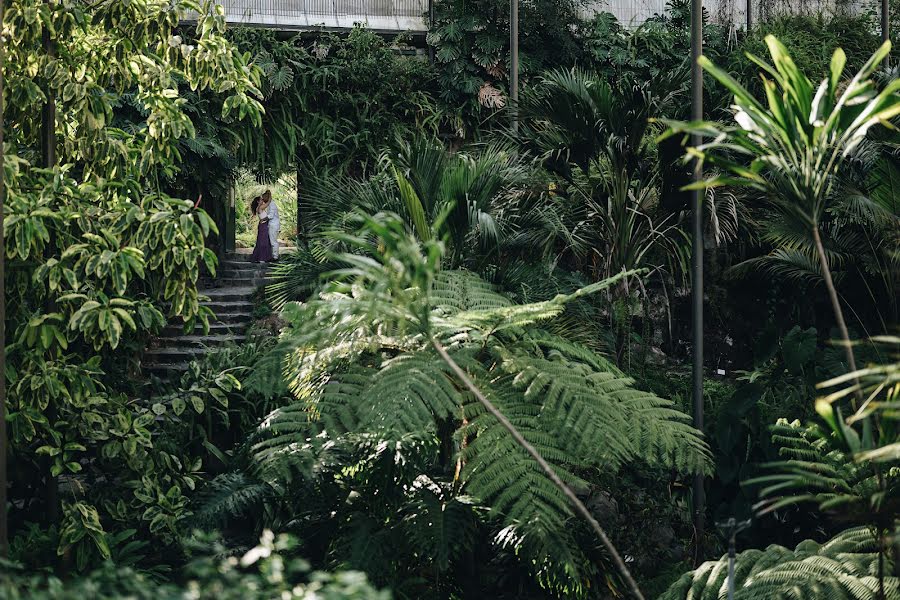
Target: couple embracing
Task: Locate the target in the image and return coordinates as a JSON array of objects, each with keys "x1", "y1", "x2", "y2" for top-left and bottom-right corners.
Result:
[{"x1": 250, "y1": 190, "x2": 281, "y2": 263}]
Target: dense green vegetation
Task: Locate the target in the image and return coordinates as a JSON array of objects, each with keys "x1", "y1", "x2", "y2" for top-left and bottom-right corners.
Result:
[{"x1": 2, "y1": 0, "x2": 899, "y2": 598}]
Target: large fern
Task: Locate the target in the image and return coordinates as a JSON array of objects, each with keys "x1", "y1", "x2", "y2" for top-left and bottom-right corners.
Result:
[
  {"x1": 240, "y1": 212, "x2": 711, "y2": 597},
  {"x1": 659, "y1": 527, "x2": 900, "y2": 600},
  {"x1": 747, "y1": 419, "x2": 900, "y2": 523}
]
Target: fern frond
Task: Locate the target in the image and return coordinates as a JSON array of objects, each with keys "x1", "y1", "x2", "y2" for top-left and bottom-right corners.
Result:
[
  {"x1": 430, "y1": 269, "x2": 510, "y2": 313},
  {"x1": 435, "y1": 269, "x2": 641, "y2": 339},
  {"x1": 659, "y1": 527, "x2": 899, "y2": 600},
  {"x1": 401, "y1": 477, "x2": 483, "y2": 571},
  {"x1": 492, "y1": 336, "x2": 711, "y2": 474},
  {"x1": 193, "y1": 472, "x2": 273, "y2": 531},
  {"x1": 252, "y1": 221, "x2": 709, "y2": 596},
  {"x1": 747, "y1": 419, "x2": 899, "y2": 524},
  {"x1": 332, "y1": 353, "x2": 462, "y2": 436}
]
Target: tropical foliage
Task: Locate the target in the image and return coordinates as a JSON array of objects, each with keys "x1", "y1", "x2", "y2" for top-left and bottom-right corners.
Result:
[
  {"x1": 3, "y1": 0, "x2": 261, "y2": 569},
  {"x1": 206, "y1": 212, "x2": 709, "y2": 597},
  {"x1": 0, "y1": 530, "x2": 388, "y2": 599},
  {"x1": 428, "y1": 0, "x2": 585, "y2": 133},
  {"x1": 230, "y1": 27, "x2": 440, "y2": 180},
  {"x1": 662, "y1": 35, "x2": 900, "y2": 361},
  {"x1": 659, "y1": 527, "x2": 899, "y2": 600},
  {"x1": 3, "y1": 0, "x2": 900, "y2": 598}
]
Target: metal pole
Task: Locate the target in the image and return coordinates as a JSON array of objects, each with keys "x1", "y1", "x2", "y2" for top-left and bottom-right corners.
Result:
[
  {"x1": 691, "y1": 0, "x2": 705, "y2": 566},
  {"x1": 427, "y1": 0, "x2": 435, "y2": 64},
  {"x1": 41, "y1": 3, "x2": 59, "y2": 525},
  {"x1": 716, "y1": 518, "x2": 751, "y2": 599},
  {"x1": 42, "y1": 25, "x2": 56, "y2": 170},
  {"x1": 728, "y1": 533, "x2": 736, "y2": 600},
  {"x1": 882, "y1": 0, "x2": 890, "y2": 67},
  {"x1": 746, "y1": 0, "x2": 751, "y2": 30},
  {"x1": 297, "y1": 161, "x2": 308, "y2": 250},
  {"x1": 0, "y1": 0, "x2": 8, "y2": 558},
  {"x1": 510, "y1": 0, "x2": 518, "y2": 133}
]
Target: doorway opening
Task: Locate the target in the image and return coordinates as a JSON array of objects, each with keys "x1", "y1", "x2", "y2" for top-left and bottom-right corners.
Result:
[{"x1": 230, "y1": 170, "x2": 299, "y2": 255}]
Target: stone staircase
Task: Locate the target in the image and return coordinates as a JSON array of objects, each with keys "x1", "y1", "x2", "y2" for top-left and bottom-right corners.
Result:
[{"x1": 143, "y1": 250, "x2": 274, "y2": 376}]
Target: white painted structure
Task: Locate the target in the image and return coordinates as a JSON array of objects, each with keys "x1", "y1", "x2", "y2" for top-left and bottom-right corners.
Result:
[
  {"x1": 584, "y1": 0, "x2": 871, "y2": 28},
  {"x1": 210, "y1": 0, "x2": 429, "y2": 32},
  {"x1": 202, "y1": 0, "x2": 872, "y2": 33}
]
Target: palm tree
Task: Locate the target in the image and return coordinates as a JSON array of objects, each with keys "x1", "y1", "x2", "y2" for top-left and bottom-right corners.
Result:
[
  {"x1": 516, "y1": 69, "x2": 689, "y2": 363},
  {"x1": 516, "y1": 69, "x2": 654, "y2": 180},
  {"x1": 266, "y1": 136, "x2": 530, "y2": 307},
  {"x1": 662, "y1": 36, "x2": 900, "y2": 381},
  {"x1": 390, "y1": 134, "x2": 529, "y2": 268}
]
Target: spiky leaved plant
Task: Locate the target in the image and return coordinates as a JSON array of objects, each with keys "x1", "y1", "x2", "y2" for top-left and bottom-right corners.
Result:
[
  {"x1": 746, "y1": 336, "x2": 900, "y2": 596},
  {"x1": 661, "y1": 36, "x2": 900, "y2": 382},
  {"x1": 265, "y1": 135, "x2": 529, "y2": 308},
  {"x1": 516, "y1": 70, "x2": 689, "y2": 365}
]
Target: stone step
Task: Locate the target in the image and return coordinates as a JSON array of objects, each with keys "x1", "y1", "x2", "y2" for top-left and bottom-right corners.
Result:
[
  {"x1": 204, "y1": 303, "x2": 253, "y2": 315},
  {"x1": 203, "y1": 277, "x2": 270, "y2": 288},
  {"x1": 161, "y1": 322, "x2": 247, "y2": 337},
  {"x1": 155, "y1": 334, "x2": 246, "y2": 349},
  {"x1": 209, "y1": 273, "x2": 271, "y2": 284},
  {"x1": 216, "y1": 264, "x2": 272, "y2": 275},
  {"x1": 201, "y1": 287, "x2": 257, "y2": 302},
  {"x1": 145, "y1": 248, "x2": 290, "y2": 376},
  {"x1": 144, "y1": 347, "x2": 206, "y2": 363},
  {"x1": 227, "y1": 248, "x2": 296, "y2": 262},
  {"x1": 209, "y1": 311, "x2": 253, "y2": 325},
  {"x1": 214, "y1": 274, "x2": 271, "y2": 285},
  {"x1": 144, "y1": 361, "x2": 191, "y2": 376},
  {"x1": 225, "y1": 252, "x2": 259, "y2": 264}
]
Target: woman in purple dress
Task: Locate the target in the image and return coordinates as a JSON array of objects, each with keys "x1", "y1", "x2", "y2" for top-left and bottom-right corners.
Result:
[{"x1": 250, "y1": 195, "x2": 274, "y2": 263}]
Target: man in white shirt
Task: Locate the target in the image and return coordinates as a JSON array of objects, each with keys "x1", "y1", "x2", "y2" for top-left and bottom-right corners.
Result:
[{"x1": 262, "y1": 189, "x2": 280, "y2": 260}]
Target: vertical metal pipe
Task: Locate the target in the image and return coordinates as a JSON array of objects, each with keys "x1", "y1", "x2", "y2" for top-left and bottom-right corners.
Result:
[
  {"x1": 882, "y1": 0, "x2": 890, "y2": 67},
  {"x1": 42, "y1": 26, "x2": 56, "y2": 170},
  {"x1": 690, "y1": 0, "x2": 705, "y2": 565},
  {"x1": 717, "y1": 518, "x2": 750, "y2": 597},
  {"x1": 297, "y1": 161, "x2": 308, "y2": 249},
  {"x1": 727, "y1": 534, "x2": 736, "y2": 600},
  {"x1": 428, "y1": 0, "x2": 435, "y2": 64},
  {"x1": 0, "y1": 0, "x2": 8, "y2": 558},
  {"x1": 510, "y1": 0, "x2": 518, "y2": 133},
  {"x1": 41, "y1": 3, "x2": 59, "y2": 525},
  {"x1": 746, "y1": 0, "x2": 751, "y2": 30}
]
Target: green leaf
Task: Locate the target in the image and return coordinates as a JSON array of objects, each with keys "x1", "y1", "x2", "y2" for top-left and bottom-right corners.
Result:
[
  {"x1": 782, "y1": 326, "x2": 816, "y2": 375},
  {"x1": 395, "y1": 168, "x2": 431, "y2": 242},
  {"x1": 828, "y1": 47, "x2": 846, "y2": 94},
  {"x1": 36, "y1": 445, "x2": 61, "y2": 457},
  {"x1": 172, "y1": 398, "x2": 186, "y2": 416},
  {"x1": 190, "y1": 396, "x2": 205, "y2": 414}
]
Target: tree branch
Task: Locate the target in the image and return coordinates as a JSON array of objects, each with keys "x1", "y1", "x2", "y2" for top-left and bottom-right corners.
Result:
[
  {"x1": 431, "y1": 338, "x2": 646, "y2": 600},
  {"x1": 812, "y1": 225, "x2": 862, "y2": 407}
]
